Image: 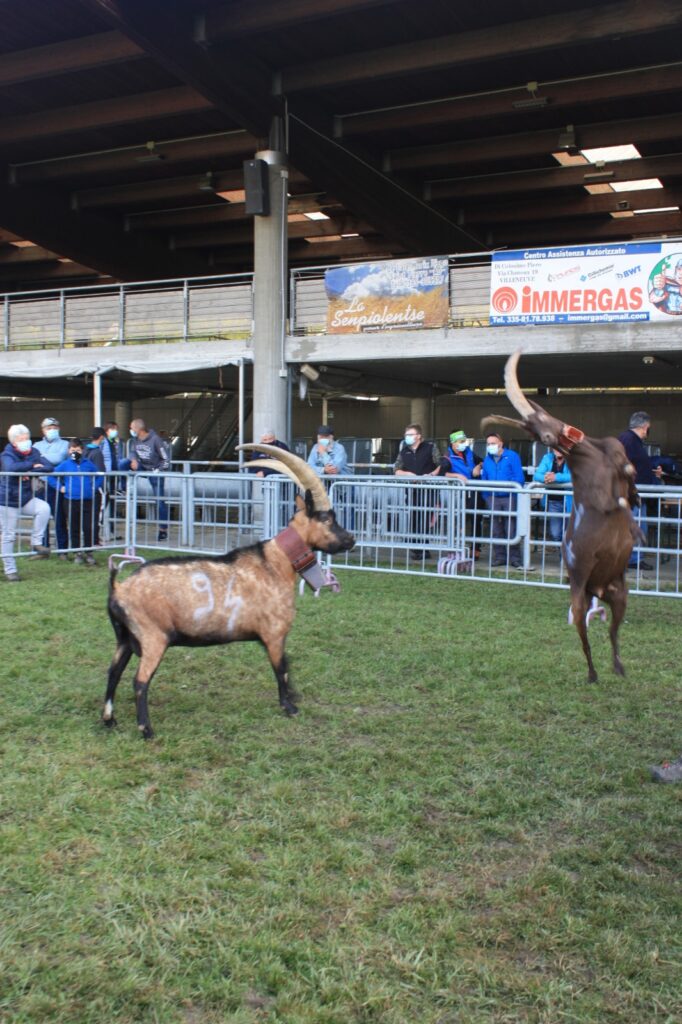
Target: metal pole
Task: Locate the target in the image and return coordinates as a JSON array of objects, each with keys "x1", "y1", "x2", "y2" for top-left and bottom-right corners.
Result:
[
  {"x1": 238, "y1": 357, "x2": 245, "y2": 468},
  {"x1": 3, "y1": 296, "x2": 9, "y2": 351},
  {"x1": 59, "y1": 290, "x2": 66, "y2": 349},
  {"x1": 118, "y1": 285, "x2": 125, "y2": 344},
  {"x1": 182, "y1": 278, "x2": 190, "y2": 342},
  {"x1": 93, "y1": 371, "x2": 102, "y2": 425}
]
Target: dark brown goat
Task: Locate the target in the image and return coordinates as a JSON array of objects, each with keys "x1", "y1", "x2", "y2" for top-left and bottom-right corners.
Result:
[
  {"x1": 483, "y1": 351, "x2": 642, "y2": 683},
  {"x1": 102, "y1": 445, "x2": 354, "y2": 737}
]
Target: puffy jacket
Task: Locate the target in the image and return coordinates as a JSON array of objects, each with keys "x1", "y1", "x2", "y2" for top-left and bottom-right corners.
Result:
[
  {"x1": 441, "y1": 445, "x2": 477, "y2": 480},
  {"x1": 479, "y1": 447, "x2": 525, "y2": 499},
  {"x1": 49, "y1": 457, "x2": 102, "y2": 500},
  {"x1": 0, "y1": 443, "x2": 54, "y2": 508}
]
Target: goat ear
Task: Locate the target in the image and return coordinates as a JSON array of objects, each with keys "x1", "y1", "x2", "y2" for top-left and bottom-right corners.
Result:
[
  {"x1": 304, "y1": 488, "x2": 316, "y2": 517},
  {"x1": 294, "y1": 493, "x2": 306, "y2": 512}
]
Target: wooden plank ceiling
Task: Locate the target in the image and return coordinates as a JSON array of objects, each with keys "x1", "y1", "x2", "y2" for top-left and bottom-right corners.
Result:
[{"x1": 1, "y1": 0, "x2": 682, "y2": 289}]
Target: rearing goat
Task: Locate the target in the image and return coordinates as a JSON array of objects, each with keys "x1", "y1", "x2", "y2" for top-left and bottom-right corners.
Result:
[
  {"x1": 102, "y1": 445, "x2": 354, "y2": 738},
  {"x1": 483, "y1": 351, "x2": 642, "y2": 683}
]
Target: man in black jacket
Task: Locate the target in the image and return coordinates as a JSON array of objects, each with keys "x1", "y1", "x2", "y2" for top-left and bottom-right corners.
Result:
[
  {"x1": 618, "y1": 412, "x2": 663, "y2": 572},
  {"x1": 394, "y1": 423, "x2": 441, "y2": 558}
]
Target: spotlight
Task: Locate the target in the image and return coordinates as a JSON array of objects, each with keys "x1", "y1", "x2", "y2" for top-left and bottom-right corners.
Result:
[{"x1": 300, "y1": 363, "x2": 320, "y2": 382}]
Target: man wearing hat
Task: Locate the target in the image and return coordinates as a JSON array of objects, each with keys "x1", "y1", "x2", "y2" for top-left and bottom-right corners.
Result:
[
  {"x1": 440, "y1": 430, "x2": 478, "y2": 481},
  {"x1": 35, "y1": 416, "x2": 70, "y2": 557},
  {"x1": 307, "y1": 425, "x2": 351, "y2": 477}
]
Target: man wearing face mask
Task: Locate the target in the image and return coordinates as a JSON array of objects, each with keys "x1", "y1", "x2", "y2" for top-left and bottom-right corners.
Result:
[
  {"x1": 472, "y1": 431, "x2": 526, "y2": 568},
  {"x1": 35, "y1": 416, "x2": 70, "y2": 557},
  {"x1": 127, "y1": 418, "x2": 171, "y2": 542},
  {"x1": 394, "y1": 423, "x2": 441, "y2": 557},
  {"x1": 618, "y1": 412, "x2": 663, "y2": 572},
  {"x1": 440, "y1": 430, "x2": 481, "y2": 557},
  {"x1": 307, "y1": 425, "x2": 352, "y2": 477},
  {"x1": 0, "y1": 424, "x2": 53, "y2": 581}
]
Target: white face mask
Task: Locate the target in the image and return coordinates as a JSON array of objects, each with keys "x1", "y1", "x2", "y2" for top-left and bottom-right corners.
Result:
[
  {"x1": 107, "y1": 429, "x2": 118, "y2": 440},
  {"x1": 486, "y1": 443, "x2": 500, "y2": 457},
  {"x1": 455, "y1": 442, "x2": 468, "y2": 452}
]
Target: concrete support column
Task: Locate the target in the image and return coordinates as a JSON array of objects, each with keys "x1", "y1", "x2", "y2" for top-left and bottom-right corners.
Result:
[
  {"x1": 409, "y1": 397, "x2": 431, "y2": 434},
  {"x1": 252, "y1": 147, "x2": 288, "y2": 444},
  {"x1": 115, "y1": 401, "x2": 132, "y2": 431}
]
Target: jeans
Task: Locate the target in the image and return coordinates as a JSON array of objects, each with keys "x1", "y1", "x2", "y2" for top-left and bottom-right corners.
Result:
[
  {"x1": 42, "y1": 484, "x2": 69, "y2": 550},
  {"x1": 546, "y1": 498, "x2": 566, "y2": 543},
  {"x1": 147, "y1": 474, "x2": 169, "y2": 530},
  {"x1": 1, "y1": 497, "x2": 51, "y2": 576},
  {"x1": 487, "y1": 493, "x2": 521, "y2": 565}
]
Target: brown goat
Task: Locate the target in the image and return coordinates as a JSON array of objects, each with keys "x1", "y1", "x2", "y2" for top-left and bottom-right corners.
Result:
[
  {"x1": 102, "y1": 445, "x2": 354, "y2": 738},
  {"x1": 483, "y1": 351, "x2": 643, "y2": 683}
]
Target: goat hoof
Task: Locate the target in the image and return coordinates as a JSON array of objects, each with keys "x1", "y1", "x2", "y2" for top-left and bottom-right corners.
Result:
[
  {"x1": 614, "y1": 663, "x2": 625, "y2": 677},
  {"x1": 587, "y1": 673, "x2": 598, "y2": 684},
  {"x1": 139, "y1": 724, "x2": 154, "y2": 740},
  {"x1": 102, "y1": 715, "x2": 117, "y2": 729},
  {"x1": 282, "y1": 702, "x2": 299, "y2": 716}
]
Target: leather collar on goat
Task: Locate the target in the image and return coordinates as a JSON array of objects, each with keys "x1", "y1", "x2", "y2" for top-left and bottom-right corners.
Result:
[
  {"x1": 275, "y1": 526, "x2": 327, "y2": 591},
  {"x1": 558, "y1": 423, "x2": 585, "y2": 452}
]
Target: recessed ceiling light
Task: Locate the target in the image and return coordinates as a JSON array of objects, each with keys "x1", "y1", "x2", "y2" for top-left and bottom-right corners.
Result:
[
  {"x1": 304, "y1": 211, "x2": 330, "y2": 221},
  {"x1": 581, "y1": 143, "x2": 641, "y2": 162},
  {"x1": 611, "y1": 178, "x2": 664, "y2": 192},
  {"x1": 634, "y1": 206, "x2": 680, "y2": 214}
]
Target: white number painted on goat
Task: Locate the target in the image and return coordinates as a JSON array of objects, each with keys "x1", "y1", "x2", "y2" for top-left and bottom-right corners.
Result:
[
  {"x1": 191, "y1": 571, "x2": 215, "y2": 621},
  {"x1": 223, "y1": 576, "x2": 243, "y2": 635}
]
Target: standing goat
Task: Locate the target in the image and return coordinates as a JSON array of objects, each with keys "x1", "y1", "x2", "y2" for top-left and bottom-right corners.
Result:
[
  {"x1": 484, "y1": 351, "x2": 642, "y2": 683},
  {"x1": 102, "y1": 445, "x2": 354, "y2": 738}
]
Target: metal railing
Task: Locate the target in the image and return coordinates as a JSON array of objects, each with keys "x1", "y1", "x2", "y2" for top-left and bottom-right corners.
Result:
[
  {"x1": 4, "y1": 472, "x2": 681, "y2": 598},
  {"x1": 1, "y1": 272, "x2": 253, "y2": 350}
]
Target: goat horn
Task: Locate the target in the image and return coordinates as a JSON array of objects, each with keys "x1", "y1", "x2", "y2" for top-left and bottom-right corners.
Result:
[
  {"x1": 480, "y1": 414, "x2": 527, "y2": 433},
  {"x1": 504, "y1": 350, "x2": 535, "y2": 421},
  {"x1": 238, "y1": 444, "x2": 332, "y2": 511}
]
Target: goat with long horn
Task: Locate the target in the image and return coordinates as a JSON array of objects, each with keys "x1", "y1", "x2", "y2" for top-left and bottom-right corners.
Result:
[
  {"x1": 102, "y1": 444, "x2": 354, "y2": 738},
  {"x1": 483, "y1": 351, "x2": 642, "y2": 683}
]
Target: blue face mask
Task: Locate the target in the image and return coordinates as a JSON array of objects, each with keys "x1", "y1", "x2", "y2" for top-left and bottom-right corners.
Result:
[
  {"x1": 16, "y1": 439, "x2": 32, "y2": 453},
  {"x1": 486, "y1": 443, "x2": 500, "y2": 457},
  {"x1": 45, "y1": 428, "x2": 59, "y2": 442},
  {"x1": 107, "y1": 429, "x2": 118, "y2": 440},
  {"x1": 318, "y1": 437, "x2": 330, "y2": 447},
  {"x1": 130, "y1": 430, "x2": 137, "y2": 439},
  {"x1": 404, "y1": 434, "x2": 417, "y2": 446},
  {"x1": 455, "y1": 442, "x2": 468, "y2": 452}
]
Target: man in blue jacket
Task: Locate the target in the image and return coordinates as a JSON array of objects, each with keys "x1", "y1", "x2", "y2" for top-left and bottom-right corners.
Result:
[
  {"x1": 0, "y1": 424, "x2": 53, "y2": 582},
  {"x1": 473, "y1": 431, "x2": 526, "y2": 568},
  {"x1": 533, "y1": 448, "x2": 572, "y2": 542}
]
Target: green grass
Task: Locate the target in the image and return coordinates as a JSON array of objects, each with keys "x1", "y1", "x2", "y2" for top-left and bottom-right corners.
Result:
[{"x1": 1, "y1": 557, "x2": 681, "y2": 1024}]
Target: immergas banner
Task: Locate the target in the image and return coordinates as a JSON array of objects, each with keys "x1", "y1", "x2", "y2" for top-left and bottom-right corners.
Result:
[
  {"x1": 489, "y1": 242, "x2": 682, "y2": 325},
  {"x1": 324, "y1": 256, "x2": 449, "y2": 333}
]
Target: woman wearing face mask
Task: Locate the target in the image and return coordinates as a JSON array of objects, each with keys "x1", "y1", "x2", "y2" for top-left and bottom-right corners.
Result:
[
  {"x1": 307, "y1": 425, "x2": 352, "y2": 477},
  {"x1": 472, "y1": 431, "x2": 526, "y2": 569},
  {"x1": 394, "y1": 423, "x2": 441, "y2": 558},
  {"x1": 0, "y1": 425, "x2": 53, "y2": 582}
]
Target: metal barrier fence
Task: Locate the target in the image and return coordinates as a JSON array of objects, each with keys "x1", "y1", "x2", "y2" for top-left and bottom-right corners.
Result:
[
  {"x1": 3, "y1": 472, "x2": 681, "y2": 598},
  {"x1": 1, "y1": 272, "x2": 253, "y2": 350}
]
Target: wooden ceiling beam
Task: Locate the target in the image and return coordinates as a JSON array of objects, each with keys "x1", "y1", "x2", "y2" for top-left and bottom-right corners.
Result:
[
  {"x1": 0, "y1": 30, "x2": 141, "y2": 87},
  {"x1": 200, "y1": 0, "x2": 396, "y2": 40},
  {"x1": 0, "y1": 260, "x2": 102, "y2": 282},
  {"x1": 13, "y1": 131, "x2": 254, "y2": 186},
  {"x1": 171, "y1": 215, "x2": 370, "y2": 249},
  {"x1": 87, "y1": 0, "x2": 279, "y2": 139},
  {"x1": 0, "y1": 177, "x2": 209, "y2": 280},
  {"x1": 389, "y1": 112, "x2": 682, "y2": 172},
  {"x1": 0, "y1": 87, "x2": 214, "y2": 145},
  {"x1": 427, "y1": 154, "x2": 682, "y2": 200},
  {"x1": 339, "y1": 63, "x2": 682, "y2": 137},
  {"x1": 493, "y1": 210, "x2": 682, "y2": 246},
  {"x1": 282, "y1": 0, "x2": 682, "y2": 92},
  {"x1": 127, "y1": 194, "x2": 342, "y2": 231},
  {"x1": 457, "y1": 187, "x2": 682, "y2": 225},
  {"x1": 0, "y1": 244, "x2": 63, "y2": 265},
  {"x1": 84, "y1": 0, "x2": 482, "y2": 253}
]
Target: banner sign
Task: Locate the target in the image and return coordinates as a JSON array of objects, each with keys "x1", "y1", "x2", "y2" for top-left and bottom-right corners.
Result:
[
  {"x1": 325, "y1": 257, "x2": 449, "y2": 333},
  {"x1": 489, "y1": 242, "x2": 682, "y2": 325}
]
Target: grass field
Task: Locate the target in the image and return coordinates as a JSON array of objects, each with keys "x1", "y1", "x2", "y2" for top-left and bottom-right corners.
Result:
[{"x1": 1, "y1": 557, "x2": 681, "y2": 1024}]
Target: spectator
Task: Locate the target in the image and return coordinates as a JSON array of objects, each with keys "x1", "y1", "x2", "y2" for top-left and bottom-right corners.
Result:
[
  {"x1": 127, "y1": 418, "x2": 170, "y2": 542},
  {"x1": 85, "y1": 428, "x2": 109, "y2": 544},
  {"x1": 34, "y1": 415, "x2": 70, "y2": 558},
  {"x1": 533, "y1": 447, "x2": 573, "y2": 542},
  {"x1": 473, "y1": 431, "x2": 526, "y2": 568},
  {"x1": 440, "y1": 430, "x2": 481, "y2": 557},
  {"x1": 50, "y1": 439, "x2": 101, "y2": 565},
  {"x1": 618, "y1": 412, "x2": 662, "y2": 572},
  {"x1": 394, "y1": 423, "x2": 441, "y2": 557},
  {"x1": 0, "y1": 424, "x2": 53, "y2": 582},
  {"x1": 248, "y1": 428, "x2": 291, "y2": 477},
  {"x1": 307, "y1": 425, "x2": 352, "y2": 477}
]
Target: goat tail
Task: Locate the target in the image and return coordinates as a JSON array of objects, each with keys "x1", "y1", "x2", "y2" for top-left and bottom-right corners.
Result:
[{"x1": 109, "y1": 563, "x2": 120, "y2": 596}]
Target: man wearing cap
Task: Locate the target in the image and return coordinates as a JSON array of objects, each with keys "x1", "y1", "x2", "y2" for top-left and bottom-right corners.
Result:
[
  {"x1": 307, "y1": 425, "x2": 352, "y2": 477},
  {"x1": 440, "y1": 430, "x2": 477, "y2": 481},
  {"x1": 35, "y1": 416, "x2": 70, "y2": 557}
]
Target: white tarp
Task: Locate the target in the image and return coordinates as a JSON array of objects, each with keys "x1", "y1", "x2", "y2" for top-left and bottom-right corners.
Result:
[{"x1": 0, "y1": 347, "x2": 251, "y2": 379}]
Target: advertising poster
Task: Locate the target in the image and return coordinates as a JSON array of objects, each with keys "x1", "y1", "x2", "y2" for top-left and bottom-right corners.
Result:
[
  {"x1": 489, "y1": 242, "x2": 682, "y2": 325},
  {"x1": 324, "y1": 257, "x2": 449, "y2": 334}
]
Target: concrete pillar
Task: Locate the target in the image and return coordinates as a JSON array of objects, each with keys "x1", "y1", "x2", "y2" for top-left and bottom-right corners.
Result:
[
  {"x1": 115, "y1": 401, "x2": 132, "y2": 431},
  {"x1": 252, "y1": 147, "x2": 288, "y2": 444},
  {"x1": 409, "y1": 397, "x2": 431, "y2": 434}
]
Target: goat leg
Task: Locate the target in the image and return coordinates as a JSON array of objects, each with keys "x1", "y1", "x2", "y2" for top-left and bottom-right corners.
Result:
[
  {"x1": 132, "y1": 643, "x2": 166, "y2": 739},
  {"x1": 603, "y1": 579, "x2": 627, "y2": 677},
  {"x1": 265, "y1": 642, "x2": 299, "y2": 716},
  {"x1": 571, "y1": 590, "x2": 598, "y2": 683},
  {"x1": 102, "y1": 640, "x2": 133, "y2": 728}
]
